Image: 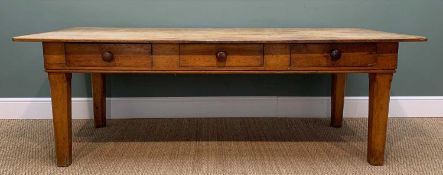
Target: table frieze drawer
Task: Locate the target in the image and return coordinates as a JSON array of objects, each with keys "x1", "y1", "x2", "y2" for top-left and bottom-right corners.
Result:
[
  {"x1": 290, "y1": 43, "x2": 377, "y2": 67},
  {"x1": 65, "y1": 43, "x2": 152, "y2": 68},
  {"x1": 179, "y1": 44, "x2": 264, "y2": 68}
]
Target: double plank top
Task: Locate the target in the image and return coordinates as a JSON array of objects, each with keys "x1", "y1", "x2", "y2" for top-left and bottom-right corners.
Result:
[{"x1": 13, "y1": 27, "x2": 427, "y2": 43}]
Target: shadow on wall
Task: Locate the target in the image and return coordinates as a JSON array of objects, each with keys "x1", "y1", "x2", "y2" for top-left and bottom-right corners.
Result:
[{"x1": 107, "y1": 74, "x2": 333, "y2": 97}]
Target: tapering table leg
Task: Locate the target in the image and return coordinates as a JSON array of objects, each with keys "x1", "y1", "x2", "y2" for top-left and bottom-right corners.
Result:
[
  {"x1": 367, "y1": 73, "x2": 393, "y2": 166},
  {"x1": 48, "y1": 73, "x2": 72, "y2": 167},
  {"x1": 92, "y1": 73, "x2": 107, "y2": 128},
  {"x1": 331, "y1": 73, "x2": 346, "y2": 128}
]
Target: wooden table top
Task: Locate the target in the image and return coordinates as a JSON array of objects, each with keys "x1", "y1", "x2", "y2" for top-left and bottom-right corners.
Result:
[{"x1": 13, "y1": 27, "x2": 426, "y2": 43}]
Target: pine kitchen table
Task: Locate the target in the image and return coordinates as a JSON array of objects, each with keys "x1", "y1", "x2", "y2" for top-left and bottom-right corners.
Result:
[{"x1": 13, "y1": 27, "x2": 426, "y2": 167}]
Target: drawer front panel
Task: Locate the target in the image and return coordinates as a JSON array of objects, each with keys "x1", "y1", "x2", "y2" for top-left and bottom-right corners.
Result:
[
  {"x1": 179, "y1": 44, "x2": 264, "y2": 67},
  {"x1": 65, "y1": 43, "x2": 152, "y2": 68},
  {"x1": 291, "y1": 44, "x2": 377, "y2": 67}
]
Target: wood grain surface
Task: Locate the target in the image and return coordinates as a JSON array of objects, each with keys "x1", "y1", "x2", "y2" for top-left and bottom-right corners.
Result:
[
  {"x1": 65, "y1": 43, "x2": 152, "y2": 68},
  {"x1": 290, "y1": 43, "x2": 377, "y2": 67},
  {"x1": 91, "y1": 73, "x2": 106, "y2": 128},
  {"x1": 48, "y1": 73, "x2": 72, "y2": 167},
  {"x1": 331, "y1": 73, "x2": 347, "y2": 128},
  {"x1": 179, "y1": 44, "x2": 264, "y2": 67},
  {"x1": 16, "y1": 27, "x2": 427, "y2": 167},
  {"x1": 42, "y1": 43, "x2": 399, "y2": 73},
  {"x1": 367, "y1": 73, "x2": 394, "y2": 166},
  {"x1": 13, "y1": 27, "x2": 427, "y2": 43}
]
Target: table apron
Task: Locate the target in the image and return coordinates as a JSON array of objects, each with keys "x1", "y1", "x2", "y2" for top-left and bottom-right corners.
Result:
[{"x1": 42, "y1": 42, "x2": 399, "y2": 73}]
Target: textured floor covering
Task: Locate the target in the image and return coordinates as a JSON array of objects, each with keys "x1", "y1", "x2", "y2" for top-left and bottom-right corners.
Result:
[{"x1": 0, "y1": 118, "x2": 442, "y2": 175}]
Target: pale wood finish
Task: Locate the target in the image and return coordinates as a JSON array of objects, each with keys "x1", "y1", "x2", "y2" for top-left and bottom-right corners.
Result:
[
  {"x1": 65, "y1": 43, "x2": 152, "y2": 69},
  {"x1": 13, "y1": 27, "x2": 427, "y2": 43},
  {"x1": 92, "y1": 73, "x2": 106, "y2": 128},
  {"x1": 368, "y1": 73, "x2": 393, "y2": 166},
  {"x1": 48, "y1": 73, "x2": 72, "y2": 167},
  {"x1": 331, "y1": 73, "x2": 346, "y2": 128},
  {"x1": 13, "y1": 28, "x2": 426, "y2": 167}
]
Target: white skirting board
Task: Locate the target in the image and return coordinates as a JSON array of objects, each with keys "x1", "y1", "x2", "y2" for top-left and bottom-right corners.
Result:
[{"x1": 0, "y1": 97, "x2": 442, "y2": 119}]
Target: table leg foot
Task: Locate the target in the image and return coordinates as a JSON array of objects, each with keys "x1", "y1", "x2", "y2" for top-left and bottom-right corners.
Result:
[
  {"x1": 331, "y1": 73, "x2": 346, "y2": 128},
  {"x1": 48, "y1": 73, "x2": 73, "y2": 167},
  {"x1": 92, "y1": 73, "x2": 106, "y2": 128},
  {"x1": 367, "y1": 73, "x2": 393, "y2": 166}
]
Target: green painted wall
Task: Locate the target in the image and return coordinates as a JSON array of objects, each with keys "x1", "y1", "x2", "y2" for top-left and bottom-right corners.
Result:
[{"x1": 0, "y1": 0, "x2": 440, "y2": 97}]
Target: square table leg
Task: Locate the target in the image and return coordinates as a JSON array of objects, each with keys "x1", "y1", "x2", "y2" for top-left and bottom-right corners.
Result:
[
  {"x1": 48, "y1": 72, "x2": 72, "y2": 167},
  {"x1": 331, "y1": 73, "x2": 346, "y2": 128},
  {"x1": 91, "y1": 73, "x2": 106, "y2": 128},
  {"x1": 367, "y1": 73, "x2": 393, "y2": 166}
]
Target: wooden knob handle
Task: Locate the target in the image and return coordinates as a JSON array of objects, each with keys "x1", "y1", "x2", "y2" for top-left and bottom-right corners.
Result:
[
  {"x1": 216, "y1": 51, "x2": 227, "y2": 61},
  {"x1": 102, "y1": 51, "x2": 114, "y2": 62},
  {"x1": 330, "y1": 49, "x2": 342, "y2": 60}
]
